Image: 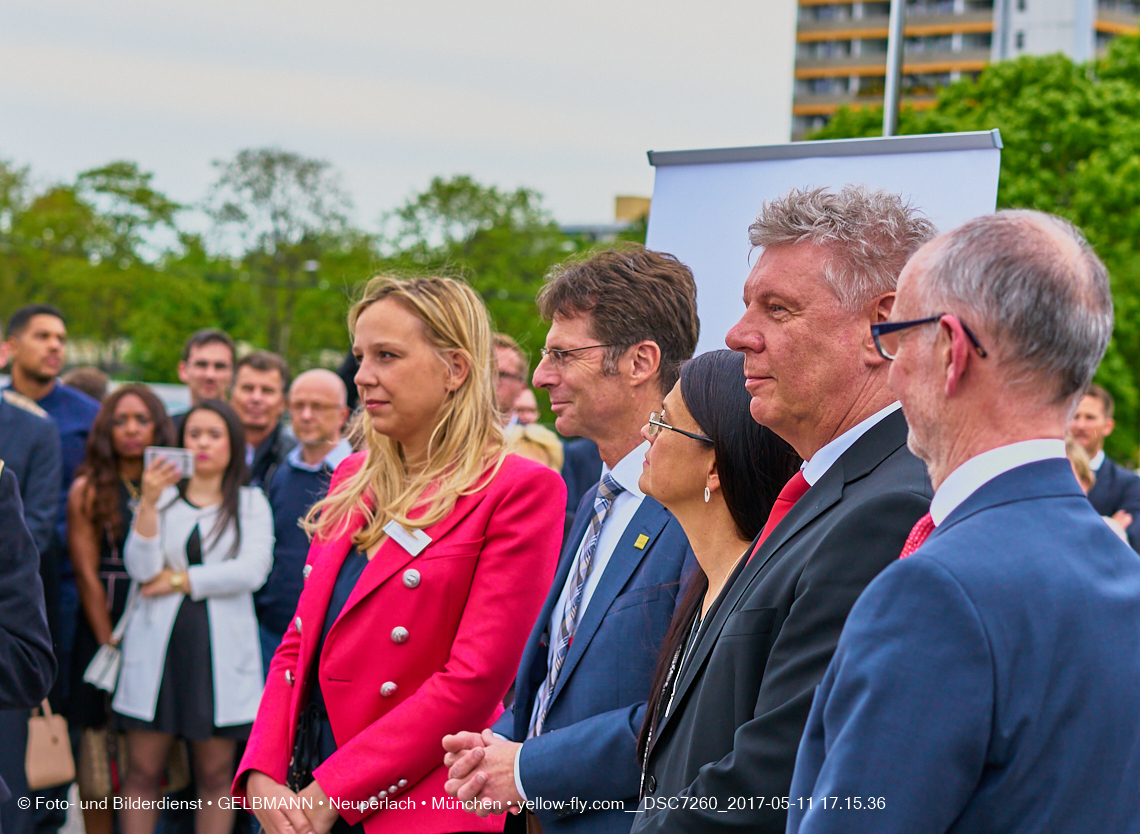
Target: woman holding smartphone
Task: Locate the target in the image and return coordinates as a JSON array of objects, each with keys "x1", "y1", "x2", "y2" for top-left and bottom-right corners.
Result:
[
  {"x1": 235, "y1": 275, "x2": 566, "y2": 834},
  {"x1": 114, "y1": 399, "x2": 273, "y2": 834}
]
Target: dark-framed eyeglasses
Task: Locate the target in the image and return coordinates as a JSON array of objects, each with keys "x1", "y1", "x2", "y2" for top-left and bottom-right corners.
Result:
[
  {"x1": 539, "y1": 344, "x2": 619, "y2": 368},
  {"x1": 871, "y1": 315, "x2": 988, "y2": 361},
  {"x1": 647, "y1": 411, "x2": 713, "y2": 444}
]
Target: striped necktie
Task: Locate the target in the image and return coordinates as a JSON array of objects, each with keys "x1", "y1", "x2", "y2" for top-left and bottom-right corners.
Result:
[{"x1": 529, "y1": 474, "x2": 625, "y2": 737}]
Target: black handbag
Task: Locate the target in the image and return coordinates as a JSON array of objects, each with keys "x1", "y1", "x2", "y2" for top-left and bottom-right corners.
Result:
[{"x1": 286, "y1": 702, "x2": 325, "y2": 792}]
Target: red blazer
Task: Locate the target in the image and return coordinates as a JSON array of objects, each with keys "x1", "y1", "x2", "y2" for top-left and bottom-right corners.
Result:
[{"x1": 234, "y1": 452, "x2": 566, "y2": 834}]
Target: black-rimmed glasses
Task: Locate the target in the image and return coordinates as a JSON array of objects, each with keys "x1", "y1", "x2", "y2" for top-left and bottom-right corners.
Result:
[
  {"x1": 647, "y1": 411, "x2": 713, "y2": 444},
  {"x1": 871, "y1": 315, "x2": 988, "y2": 361},
  {"x1": 539, "y1": 344, "x2": 619, "y2": 368}
]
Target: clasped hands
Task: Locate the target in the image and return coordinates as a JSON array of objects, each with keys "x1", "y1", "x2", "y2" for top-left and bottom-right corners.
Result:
[
  {"x1": 245, "y1": 771, "x2": 340, "y2": 834},
  {"x1": 442, "y1": 728, "x2": 525, "y2": 817}
]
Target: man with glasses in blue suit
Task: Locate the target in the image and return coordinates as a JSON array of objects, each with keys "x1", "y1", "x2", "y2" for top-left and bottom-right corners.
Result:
[
  {"x1": 789, "y1": 210, "x2": 1140, "y2": 833},
  {"x1": 442, "y1": 246, "x2": 698, "y2": 834}
]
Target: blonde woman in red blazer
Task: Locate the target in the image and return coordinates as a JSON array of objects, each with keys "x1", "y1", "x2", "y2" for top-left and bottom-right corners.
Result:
[{"x1": 234, "y1": 276, "x2": 566, "y2": 834}]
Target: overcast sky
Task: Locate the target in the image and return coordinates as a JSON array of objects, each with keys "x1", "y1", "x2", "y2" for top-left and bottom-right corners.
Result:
[{"x1": 0, "y1": 1, "x2": 796, "y2": 227}]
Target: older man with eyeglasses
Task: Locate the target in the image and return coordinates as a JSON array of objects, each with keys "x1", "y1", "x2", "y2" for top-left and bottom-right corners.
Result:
[
  {"x1": 788, "y1": 210, "x2": 1140, "y2": 833},
  {"x1": 442, "y1": 245, "x2": 699, "y2": 834},
  {"x1": 255, "y1": 369, "x2": 352, "y2": 674},
  {"x1": 633, "y1": 186, "x2": 936, "y2": 834}
]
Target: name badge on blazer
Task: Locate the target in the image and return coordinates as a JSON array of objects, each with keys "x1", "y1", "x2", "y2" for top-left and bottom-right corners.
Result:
[{"x1": 383, "y1": 520, "x2": 432, "y2": 557}]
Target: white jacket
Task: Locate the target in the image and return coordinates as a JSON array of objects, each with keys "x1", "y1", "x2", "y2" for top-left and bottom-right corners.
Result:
[{"x1": 113, "y1": 486, "x2": 274, "y2": 727}]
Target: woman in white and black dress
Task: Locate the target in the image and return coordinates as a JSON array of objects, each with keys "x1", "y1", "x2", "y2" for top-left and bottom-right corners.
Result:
[{"x1": 113, "y1": 399, "x2": 273, "y2": 834}]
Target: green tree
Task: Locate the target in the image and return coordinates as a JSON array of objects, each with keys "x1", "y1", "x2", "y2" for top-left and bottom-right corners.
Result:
[
  {"x1": 809, "y1": 41, "x2": 1140, "y2": 462},
  {"x1": 206, "y1": 148, "x2": 356, "y2": 359},
  {"x1": 76, "y1": 161, "x2": 181, "y2": 262},
  {"x1": 382, "y1": 175, "x2": 574, "y2": 363},
  {"x1": 0, "y1": 160, "x2": 186, "y2": 371}
]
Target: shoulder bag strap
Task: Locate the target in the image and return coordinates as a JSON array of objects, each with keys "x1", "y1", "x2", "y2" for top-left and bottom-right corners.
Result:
[{"x1": 109, "y1": 582, "x2": 140, "y2": 646}]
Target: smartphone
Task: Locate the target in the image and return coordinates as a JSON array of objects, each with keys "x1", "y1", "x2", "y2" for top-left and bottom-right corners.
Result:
[{"x1": 143, "y1": 446, "x2": 194, "y2": 479}]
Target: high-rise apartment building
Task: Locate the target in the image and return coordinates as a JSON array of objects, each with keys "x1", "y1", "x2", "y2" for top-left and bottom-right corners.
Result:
[{"x1": 792, "y1": 0, "x2": 1140, "y2": 138}]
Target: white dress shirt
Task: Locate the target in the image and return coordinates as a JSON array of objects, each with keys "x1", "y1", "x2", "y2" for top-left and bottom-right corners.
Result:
[
  {"x1": 1091, "y1": 449, "x2": 1106, "y2": 472},
  {"x1": 285, "y1": 437, "x2": 353, "y2": 473},
  {"x1": 929, "y1": 438, "x2": 1066, "y2": 526},
  {"x1": 801, "y1": 402, "x2": 902, "y2": 486},
  {"x1": 514, "y1": 441, "x2": 649, "y2": 800}
]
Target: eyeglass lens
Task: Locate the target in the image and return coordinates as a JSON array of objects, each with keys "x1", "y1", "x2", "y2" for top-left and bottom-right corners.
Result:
[{"x1": 877, "y1": 330, "x2": 900, "y2": 359}]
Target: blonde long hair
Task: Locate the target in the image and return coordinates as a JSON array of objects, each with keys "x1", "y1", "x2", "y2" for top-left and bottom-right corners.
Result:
[{"x1": 305, "y1": 275, "x2": 506, "y2": 549}]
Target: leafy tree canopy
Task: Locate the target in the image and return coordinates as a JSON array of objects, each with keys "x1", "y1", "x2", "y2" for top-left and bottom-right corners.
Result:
[{"x1": 1, "y1": 151, "x2": 620, "y2": 429}]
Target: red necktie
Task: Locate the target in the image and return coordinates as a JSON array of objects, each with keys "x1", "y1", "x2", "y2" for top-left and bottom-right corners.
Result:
[
  {"x1": 748, "y1": 471, "x2": 811, "y2": 563},
  {"x1": 899, "y1": 512, "x2": 935, "y2": 559}
]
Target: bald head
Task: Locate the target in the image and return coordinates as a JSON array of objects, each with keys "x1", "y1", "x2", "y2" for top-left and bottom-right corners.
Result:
[
  {"x1": 291, "y1": 369, "x2": 347, "y2": 405},
  {"x1": 289, "y1": 369, "x2": 350, "y2": 458},
  {"x1": 912, "y1": 209, "x2": 1112, "y2": 405},
  {"x1": 889, "y1": 209, "x2": 1113, "y2": 488}
]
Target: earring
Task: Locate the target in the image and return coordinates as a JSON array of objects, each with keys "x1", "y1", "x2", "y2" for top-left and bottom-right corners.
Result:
[{"x1": 704, "y1": 487, "x2": 711, "y2": 503}]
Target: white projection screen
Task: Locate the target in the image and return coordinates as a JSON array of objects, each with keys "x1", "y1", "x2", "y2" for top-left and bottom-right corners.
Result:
[{"x1": 645, "y1": 130, "x2": 1003, "y2": 355}]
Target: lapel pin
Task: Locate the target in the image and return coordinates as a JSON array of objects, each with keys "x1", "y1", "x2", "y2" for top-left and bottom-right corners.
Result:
[{"x1": 634, "y1": 534, "x2": 650, "y2": 550}]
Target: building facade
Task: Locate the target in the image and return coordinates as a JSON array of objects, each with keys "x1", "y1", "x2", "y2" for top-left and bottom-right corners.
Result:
[{"x1": 793, "y1": 0, "x2": 1140, "y2": 138}]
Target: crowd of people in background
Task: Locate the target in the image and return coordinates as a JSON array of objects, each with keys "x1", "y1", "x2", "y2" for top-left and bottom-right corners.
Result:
[
  {"x1": 1, "y1": 183, "x2": 1139, "y2": 834},
  {"x1": 0, "y1": 291, "x2": 596, "y2": 834}
]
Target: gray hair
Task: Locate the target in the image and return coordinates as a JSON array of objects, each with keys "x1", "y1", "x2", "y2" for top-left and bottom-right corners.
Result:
[
  {"x1": 748, "y1": 185, "x2": 937, "y2": 310},
  {"x1": 920, "y1": 210, "x2": 1113, "y2": 404}
]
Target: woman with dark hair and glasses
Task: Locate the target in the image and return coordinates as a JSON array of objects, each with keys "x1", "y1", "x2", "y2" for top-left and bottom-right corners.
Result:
[
  {"x1": 633, "y1": 350, "x2": 800, "y2": 819},
  {"x1": 67, "y1": 384, "x2": 174, "y2": 834},
  {"x1": 113, "y1": 399, "x2": 273, "y2": 834}
]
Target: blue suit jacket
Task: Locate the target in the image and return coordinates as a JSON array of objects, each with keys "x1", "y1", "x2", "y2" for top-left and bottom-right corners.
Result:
[
  {"x1": 0, "y1": 397, "x2": 61, "y2": 555},
  {"x1": 789, "y1": 458, "x2": 1140, "y2": 834},
  {"x1": 1087, "y1": 455, "x2": 1140, "y2": 553},
  {"x1": 493, "y1": 486, "x2": 693, "y2": 833}
]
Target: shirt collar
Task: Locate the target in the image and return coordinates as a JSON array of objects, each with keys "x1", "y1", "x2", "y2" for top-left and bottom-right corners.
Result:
[
  {"x1": 1090, "y1": 449, "x2": 1106, "y2": 471},
  {"x1": 801, "y1": 401, "x2": 902, "y2": 486},
  {"x1": 602, "y1": 440, "x2": 649, "y2": 499},
  {"x1": 930, "y1": 438, "x2": 1066, "y2": 526},
  {"x1": 287, "y1": 438, "x2": 354, "y2": 473}
]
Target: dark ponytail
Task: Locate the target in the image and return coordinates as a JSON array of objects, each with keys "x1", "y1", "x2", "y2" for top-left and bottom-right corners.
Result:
[{"x1": 636, "y1": 350, "x2": 799, "y2": 765}]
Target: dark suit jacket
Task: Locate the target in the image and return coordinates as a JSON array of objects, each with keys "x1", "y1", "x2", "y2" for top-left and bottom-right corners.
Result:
[
  {"x1": 1087, "y1": 455, "x2": 1140, "y2": 552},
  {"x1": 0, "y1": 397, "x2": 61, "y2": 554},
  {"x1": 248, "y1": 421, "x2": 297, "y2": 489},
  {"x1": 789, "y1": 458, "x2": 1140, "y2": 833},
  {"x1": 0, "y1": 464, "x2": 57, "y2": 802},
  {"x1": 493, "y1": 488, "x2": 694, "y2": 834},
  {"x1": 632, "y1": 410, "x2": 932, "y2": 834}
]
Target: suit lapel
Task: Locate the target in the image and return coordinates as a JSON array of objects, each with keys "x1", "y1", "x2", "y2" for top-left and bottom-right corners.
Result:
[
  {"x1": 1087, "y1": 458, "x2": 1113, "y2": 511},
  {"x1": 297, "y1": 525, "x2": 360, "y2": 675},
  {"x1": 512, "y1": 490, "x2": 599, "y2": 736},
  {"x1": 547, "y1": 498, "x2": 671, "y2": 707},
  {"x1": 927, "y1": 457, "x2": 1083, "y2": 545},
  {"x1": 336, "y1": 488, "x2": 489, "y2": 622},
  {"x1": 658, "y1": 409, "x2": 911, "y2": 737},
  {"x1": 659, "y1": 468, "x2": 843, "y2": 733}
]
